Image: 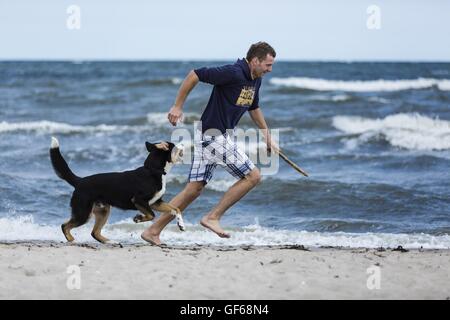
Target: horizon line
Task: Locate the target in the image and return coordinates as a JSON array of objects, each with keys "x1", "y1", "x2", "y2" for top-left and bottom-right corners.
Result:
[{"x1": 1, "y1": 58, "x2": 450, "y2": 63}]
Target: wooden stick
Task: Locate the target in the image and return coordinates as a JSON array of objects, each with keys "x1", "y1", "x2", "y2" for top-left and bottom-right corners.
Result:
[{"x1": 275, "y1": 149, "x2": 309, "y2": 177}]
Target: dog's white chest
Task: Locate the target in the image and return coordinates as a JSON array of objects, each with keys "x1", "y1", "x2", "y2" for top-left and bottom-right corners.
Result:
[{"x1": 148, "y1": 174, "x2": 166, "y2": 205}]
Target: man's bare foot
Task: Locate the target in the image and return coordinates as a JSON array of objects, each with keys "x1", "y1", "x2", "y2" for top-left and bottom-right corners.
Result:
[
  {"x1": 141, "y1": 230, "x2": 162, "y2": 246},
  {"x1": 200, "y1": 216, "x2": 231, "y2": 238}
]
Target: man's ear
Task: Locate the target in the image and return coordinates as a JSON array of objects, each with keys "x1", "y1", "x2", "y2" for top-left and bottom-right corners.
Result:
[
  {"x1": 146, "y1": 142, "x2": 156, "y2": 152},
  {"x1": 250, "y1": 57, "x2": 259, "y2": 65}
]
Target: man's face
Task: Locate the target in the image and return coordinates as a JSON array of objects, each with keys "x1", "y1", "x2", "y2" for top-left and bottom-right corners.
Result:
[{"x1": 250, "y1": 54, "x2": 274, "y2": 79}]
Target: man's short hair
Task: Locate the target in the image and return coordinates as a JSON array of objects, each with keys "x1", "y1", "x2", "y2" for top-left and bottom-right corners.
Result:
[{"x1": 246, "y1": 42, "x2": 276, "y2": 61}]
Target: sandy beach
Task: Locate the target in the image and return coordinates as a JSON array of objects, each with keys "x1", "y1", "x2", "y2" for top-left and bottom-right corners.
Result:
[{"x1": 0, "y1": 242, "x2": 448, "y2": 300}]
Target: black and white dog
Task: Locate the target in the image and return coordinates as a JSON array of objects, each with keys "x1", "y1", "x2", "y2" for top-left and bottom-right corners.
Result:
[{"x1": 50, "y1": 137, "x2": 184, "y2": 244}]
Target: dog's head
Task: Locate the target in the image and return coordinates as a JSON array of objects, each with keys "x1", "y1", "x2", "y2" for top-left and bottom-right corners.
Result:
[{"x1": 144, "y1": 141, "x2": 184, "y2": 172}]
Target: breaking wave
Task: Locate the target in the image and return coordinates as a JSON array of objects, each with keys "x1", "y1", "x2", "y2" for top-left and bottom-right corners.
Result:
[
  {"x1": 0, "y1": 112, "x2": 202, "y2": 135},
  {"x1": 332, "y1": 113, "x2": 450, "y2": 151},
  {"x1": 0, "y1": 120, "x2": 125, "y2": 134},
  {"x1": 270, "y1": 77, "x2": 450, "y2": 92},
  {"x1": 0, "y1": 215, "x2": 449, "y2": 249}
]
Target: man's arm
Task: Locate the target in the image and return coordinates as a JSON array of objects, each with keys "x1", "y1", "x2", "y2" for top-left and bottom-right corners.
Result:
[
  {"x1": 168, "y1": 70, "x2": 199, "y2": 126},
  {"x1": 249, "y1": 108, "x2": 279, "y2": 152}
]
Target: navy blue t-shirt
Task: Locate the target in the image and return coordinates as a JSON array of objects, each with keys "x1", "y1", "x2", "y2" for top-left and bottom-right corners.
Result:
[{"x1": 194, "y1": 59, "x2": 261, "y2": 134}]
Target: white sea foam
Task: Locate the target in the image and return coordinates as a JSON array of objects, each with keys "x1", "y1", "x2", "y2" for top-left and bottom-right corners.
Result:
[
  {"x1": 146, "y1": 113, "x2": 172, "y2": 126},
  {"x1": 166, "y1": 175, "x2": 238, "y2": 192},
  {"x1": 206, "y1": 178, "x2": 235, "y2": 192},
  {"x1": 0, "y1": 120, "x2": 132, "y2": 134},
  {"x1": 438, "y1": 81, "x2": 450, "y2": 91},
  {"x1": 332, "y1": 113, "x2": 450, "y2": 151},
  {"x1": 0, "y1": 112, "x2": 203, "y2": 135},
  {"x1": 310, "y1": 94, "x2": 351, "y2": 102},
  {"x1": 166, "y1": 174, "x2": 188, "y2": 185},
  {"x1": 331, "y1": 94, "x2": 351, "y2": 102},
  {"x1": 171, "y1": 77, "x2": 183, "y2": 85},
  {"x1": 0, "y1": 215, "x2": 449, "y2": 249},
  {"x1": 146, "y1": 112, "x2": 200, "y2": 126},
  {"x1": 151, "y1": 173, "x2": 236, "y2": 192},
  {"x1": 270, "y1": 77, "x2": 450, "y2": 92},
  {"x1": 368, "y1": 96, "x2": 390, "y2": 104}
]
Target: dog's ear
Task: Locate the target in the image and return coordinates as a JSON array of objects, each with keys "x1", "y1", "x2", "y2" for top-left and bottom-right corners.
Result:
[{"x1": 145, "y1": 142, "x2": 156, "y2": 152}]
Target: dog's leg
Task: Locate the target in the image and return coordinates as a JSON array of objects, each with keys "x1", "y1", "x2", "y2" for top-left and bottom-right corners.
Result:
[
  {"x1": 61, "y1": 219, "x2": 78, "y2": 242},
  {"x1": 133, "y1": 206, "x2": 155, "y2": 223},
  {"x1": 131, "y1": 196, "x2": 156, "y2": 223},
  {"x1": 150, "y1": 201, "x2": 185, "y2": 231},
  {"x1": 91, "y1": 205, "x2": 113, "y2": 244},
  {"x1": 63, "y1": 194, "x2": 93, "y2": 242}
]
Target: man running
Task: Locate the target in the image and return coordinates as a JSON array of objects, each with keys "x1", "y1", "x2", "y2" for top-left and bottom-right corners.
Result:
[{"x1": 142, "y1": 42, "x2": 277, "y2": 245}]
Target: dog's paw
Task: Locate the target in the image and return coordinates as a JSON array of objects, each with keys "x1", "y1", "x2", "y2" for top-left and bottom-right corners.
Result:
[
  {"x1": 133, "y1": 214, "x2": 144, "y2": 223},
  {"x1": 105, "y1": 240, "x2": 123, "y2": 248},
  {"x1": 176, "y1": 214, "x2": 186, "y2": 232}
]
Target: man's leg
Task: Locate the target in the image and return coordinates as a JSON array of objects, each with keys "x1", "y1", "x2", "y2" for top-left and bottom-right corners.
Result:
[
  {"x1": 200, "y1": 168, "x2": 261, "y2": 238},
  {"x1": 141, "y1": 181, "x2": 205, "y2": 245}
]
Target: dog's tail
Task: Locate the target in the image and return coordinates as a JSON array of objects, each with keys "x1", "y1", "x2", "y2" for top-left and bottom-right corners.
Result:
[{"x1": 50, "y1": 137, "x2": 81, "y2": 188}]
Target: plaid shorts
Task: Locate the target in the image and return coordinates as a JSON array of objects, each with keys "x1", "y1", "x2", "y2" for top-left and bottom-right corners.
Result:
[{"x1": 188, "y1": 132, "x2": 255, "y2": 184}]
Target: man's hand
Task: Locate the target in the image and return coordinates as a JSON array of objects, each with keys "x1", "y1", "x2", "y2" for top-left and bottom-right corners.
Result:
[
  {"x1": 167, "y1": 70, "x2": 199, "y2": 126},
  {"x1": 168, "y1": 105, "x2": 183, "y2": 126},
  {"x1": 155, "y1": 142, "x2": 170, "y2": 151},
  {"x1": 264, "y1": 133, "x2": 280, "y2": 155}
]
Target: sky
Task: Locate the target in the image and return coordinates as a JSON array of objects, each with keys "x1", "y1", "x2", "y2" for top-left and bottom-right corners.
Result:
[{"x1": 0, "y1": 0, "x2": 449, "y2": 61}]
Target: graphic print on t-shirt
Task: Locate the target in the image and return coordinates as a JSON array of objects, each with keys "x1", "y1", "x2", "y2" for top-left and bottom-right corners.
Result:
[{"x1": 236, "y1": 86, "x2": 255, "y2": 107}]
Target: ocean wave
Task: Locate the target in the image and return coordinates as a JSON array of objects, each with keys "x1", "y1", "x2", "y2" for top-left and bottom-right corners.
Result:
[
  {"x1": 332, "y1": 113, "x2": 450, "y2": 151},
  {"x1": 0, "y1": 120, "x2": 140, "y2": 135},
  {"x1": 368, "y1": 96, "x2": 390, "y2": 104},
  {"x1": 309, "y1": 94, "x2": 354, "y2": 102},
  {"x1": 270, "y1": 77, "x2": 450, "y2": 92},
  {"x1": 206, "y1": 179, "x2": 235, "y2": 192},
  {"x1": 146, "y1": 112, "x2": 201, "y2": 126},
  {"x1": 121, "y1": 77, "x2": 182, "y2": 88},
  {"x1": 0, "y1": 112, "x2": 201, "y2": 135},
  {"x1": 160, "y1": 173, "x2": 236, "y2": 192},
  {"x1": 306, "y1": 218, "x2": 389, "y2": 233},
  {"x1": 147, "y1": 112, "x2": 293, "y2": 131},
  {"x1": 166, "y1": 175, "x2": 236, "y2": 192},
  {"x1": 0, "y1": 215, "x2": 449, "y2": 248}
]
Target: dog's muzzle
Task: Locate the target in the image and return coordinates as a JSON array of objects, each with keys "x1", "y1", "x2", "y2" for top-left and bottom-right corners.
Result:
[{"x1": 172, "y1": 143, "x2": 184, "y2": 163}]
